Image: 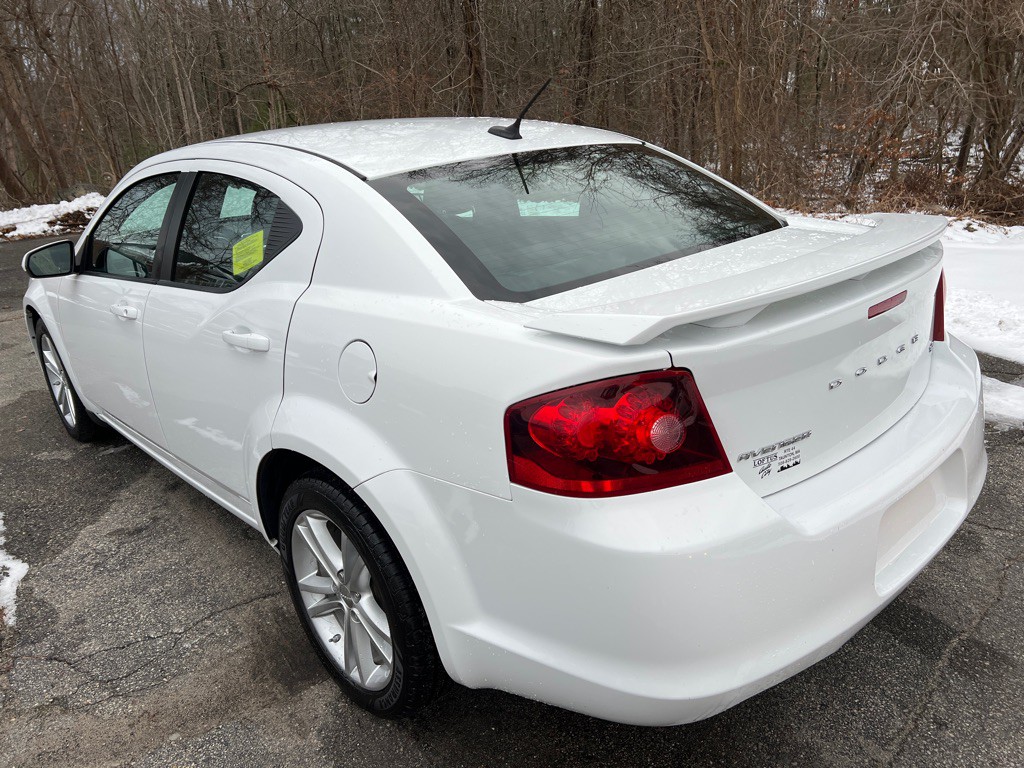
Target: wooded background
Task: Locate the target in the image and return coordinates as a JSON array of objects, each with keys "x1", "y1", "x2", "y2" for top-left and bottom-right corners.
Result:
[{"x1": 1, "y1": 0, "x2": 1023, "y2": 219}]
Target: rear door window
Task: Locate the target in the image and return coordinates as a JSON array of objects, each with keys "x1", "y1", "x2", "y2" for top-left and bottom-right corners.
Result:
[
  {"x1": 370, "y1": 144, "x2": 783, "y2": 302},
  {"x1": 171, "y1": 172, "x2": 302, "y2": 290}
]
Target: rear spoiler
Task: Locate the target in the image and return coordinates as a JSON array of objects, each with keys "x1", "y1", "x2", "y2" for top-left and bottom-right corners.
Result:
[{"x1": 524, "y1": 213, "x2": 947, "y2": 345}]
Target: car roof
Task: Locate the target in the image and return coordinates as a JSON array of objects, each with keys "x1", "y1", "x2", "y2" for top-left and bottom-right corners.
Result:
[{"x1": 206, "y1": 117, "x2": 639, "y2": 180}]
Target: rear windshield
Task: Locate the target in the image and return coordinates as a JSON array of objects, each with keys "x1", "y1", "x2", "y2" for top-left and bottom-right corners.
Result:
[{"x1": 370, "y1": 144, "x2": 783, "y2": 302}]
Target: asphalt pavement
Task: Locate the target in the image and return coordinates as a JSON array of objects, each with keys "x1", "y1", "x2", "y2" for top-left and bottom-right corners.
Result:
[{"x1": 1, "y1": 235, "x2": 1022, "y2": 767}]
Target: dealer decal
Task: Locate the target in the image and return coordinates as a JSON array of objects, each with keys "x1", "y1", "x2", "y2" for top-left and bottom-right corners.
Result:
[{"x1": 737, "y1": 430, "x2": 811, "y2": 479}]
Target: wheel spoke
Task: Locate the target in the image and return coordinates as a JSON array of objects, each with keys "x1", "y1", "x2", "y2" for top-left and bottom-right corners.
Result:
[
  {"x1": 342, "y1": 611, "x2": 359, "y2": 679},
  {"x1": 348, "y1": 617, "x2": 379, "y2": 684},
  {"x1": 363, "y1": 660, "x2": 392, "y2": 690},
  {"x1": 355, "y1": 601, "x2": 393, "y2": 663},
  {"x1": 297, "y1": 572, "x2": 336, "y2": 595},
  {"x1": 42, "y1": 352, "x2": 61, "y2": 379},
  {"x1": 297, "y1": 516, "x2": 345, "y2": 586},
  {"x1": 307, "y1": 596, "x2": 346, "y2": 618}
]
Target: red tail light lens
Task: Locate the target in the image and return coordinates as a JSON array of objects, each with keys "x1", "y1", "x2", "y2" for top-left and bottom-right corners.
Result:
[
  {"x1": 505, "y1": 369, "x2": 731, "y2": 497},
  {"x1": 932, "y1": 269, "x2": 946, "y2": 342}
]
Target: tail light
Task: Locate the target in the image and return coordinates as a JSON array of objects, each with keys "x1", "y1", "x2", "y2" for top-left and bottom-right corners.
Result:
[
  {"x1": 932, "y1": 269, "x2": 946, "y2": 342},
  {"x1": 504, "y1": 369, "x2": 731, "y2": 497}
]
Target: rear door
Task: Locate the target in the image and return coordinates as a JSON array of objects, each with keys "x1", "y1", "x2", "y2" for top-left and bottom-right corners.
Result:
[
  {"x1": 141, "y1": 163, "x2": 322, "y2": 500},
  {"x1": 57, "y1": 173, "x2": 181, "y2": 443}
]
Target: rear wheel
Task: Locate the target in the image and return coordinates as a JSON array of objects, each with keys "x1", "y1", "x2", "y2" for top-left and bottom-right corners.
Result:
[
  {"x1": 34, "y1": 319, "x2": 101, "y2": 442},
  {"x1": 279, "y1": 475, "x2": 443, "y2": 717}
]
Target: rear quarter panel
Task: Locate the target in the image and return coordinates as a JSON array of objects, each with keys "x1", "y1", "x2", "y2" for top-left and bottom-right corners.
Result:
[{"x1": 276, "y1": 180, "x2": 673, "y2": 500}]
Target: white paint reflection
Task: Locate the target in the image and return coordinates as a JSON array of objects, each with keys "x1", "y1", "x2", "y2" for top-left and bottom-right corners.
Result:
[
  {"x1": 175, "y1": 416, "x2": 243, "y2": 450},
  {"x1": 115, "y1": 382, "x2": 151, "y2": 408}
]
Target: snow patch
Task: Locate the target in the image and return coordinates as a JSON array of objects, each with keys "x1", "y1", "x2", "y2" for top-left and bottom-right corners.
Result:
[
  {"x1": 0, "y1": 193, "x2": 104, "y2": 240},
  {"x1": 942, "y1": 222, "x2": 1024, "y2": 366},
  {"x1": 942, "y1": 218, "x2": 1024, "y2": 245},
  {"x1": 945, "y1": 290, "x2": 1024, "y2": 366},
  {"x1": 983, "y1": 376, "x2": 1024, "y2": 430},
  {"x1": 0, "y1": 510, "x2": 28, "y2": 626}
]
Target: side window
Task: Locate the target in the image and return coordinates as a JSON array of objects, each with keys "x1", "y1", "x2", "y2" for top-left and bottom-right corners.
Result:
[
  {"x1": 88, "y1": 174, "x2": 178, "y2": 278},
  {"x1": 172, "y1": 172, "x2": 302, "y2": 290}
]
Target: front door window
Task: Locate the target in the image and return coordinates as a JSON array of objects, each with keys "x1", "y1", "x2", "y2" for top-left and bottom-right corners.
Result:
[{"x1": 87, "y1": 174, "x2": 178, "y2": 279}]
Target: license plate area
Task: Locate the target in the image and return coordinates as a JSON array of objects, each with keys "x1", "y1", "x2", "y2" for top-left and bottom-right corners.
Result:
[{"x1": 875, "y1": 452, "x2": 968, "y2": 595}]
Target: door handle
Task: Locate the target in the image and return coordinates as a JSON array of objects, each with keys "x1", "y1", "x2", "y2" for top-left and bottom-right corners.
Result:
[
  {"x1": 222, "y1": 329, "x2": 271, "y2": 352},
  {"x1": 109, "y1": 303, "x2": 139, "y2": 320}
]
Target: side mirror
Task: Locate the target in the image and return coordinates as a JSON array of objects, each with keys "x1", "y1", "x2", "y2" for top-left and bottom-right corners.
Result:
[{"x1": 22, "y1": 240, "x2": 75, "y2": 278}]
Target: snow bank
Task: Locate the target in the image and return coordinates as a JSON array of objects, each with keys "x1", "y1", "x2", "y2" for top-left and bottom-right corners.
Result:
[
  {"x1": 945, "y1": 289, "x2": 1024, "y2": 366},
  {"x1": 0, "y1": 511, "x2": 28, "y2": 626},
  {"x1": 983, "y1": 375, "x2": 1024, "y2": 430},
  {"x1": 942, "y1": 221, "x2": 1024, "y2": 366},
  {"x1": 943, "y1": 218, "x2": 1024, "y2": 245},
  {"x1": 0, "y1": 193, "x2": 105, "y2": 240}
]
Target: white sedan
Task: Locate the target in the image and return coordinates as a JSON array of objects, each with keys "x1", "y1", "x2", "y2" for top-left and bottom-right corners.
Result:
[{"x1": 21, "y1": 118, "x2": 986, "y2": 725}]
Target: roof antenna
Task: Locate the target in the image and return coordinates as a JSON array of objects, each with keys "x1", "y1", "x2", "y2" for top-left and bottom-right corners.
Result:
[
  {"x1": 512, "y1": 153, "x2": 530, "y2": 195},
  {"x1": 488, "y1": 78, "x2": 552, "y2": 140}
]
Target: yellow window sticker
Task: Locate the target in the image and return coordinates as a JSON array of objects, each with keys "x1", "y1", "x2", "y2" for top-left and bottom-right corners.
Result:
[{"x1": 232, "y1": 230, "x2": 264, "y2": 275}]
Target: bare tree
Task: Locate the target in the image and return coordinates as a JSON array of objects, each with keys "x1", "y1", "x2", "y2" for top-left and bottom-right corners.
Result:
[{"x1": 0, "y1": 0, "x2": 1021, "y2": 218}]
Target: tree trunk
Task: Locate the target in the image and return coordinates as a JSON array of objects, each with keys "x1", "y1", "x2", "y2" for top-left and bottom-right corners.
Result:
[{"x1": 461, "y1": 0, "x2": 487, "y2": 116}]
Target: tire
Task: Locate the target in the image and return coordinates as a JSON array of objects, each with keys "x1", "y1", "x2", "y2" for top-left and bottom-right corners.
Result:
[
  {"x1": 34, "y1": 318, "x2": 102, "y2": 442},
  {"x1": 279, "y1": 474, "x2": 443, "y2": 718}
]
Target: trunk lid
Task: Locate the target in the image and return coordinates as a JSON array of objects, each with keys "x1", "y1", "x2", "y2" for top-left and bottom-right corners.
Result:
[
  {"x1": 510, "y1": 213, "x2": 946, "y2": 494},
  {"x1": 522, "y1": 214, "x2": 945, "y2": 344}
]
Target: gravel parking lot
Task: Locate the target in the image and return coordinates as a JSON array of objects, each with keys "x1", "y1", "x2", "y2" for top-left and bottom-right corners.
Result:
[{"x1": 1, "y1": 235, "x2": 1022, "y2": 768}]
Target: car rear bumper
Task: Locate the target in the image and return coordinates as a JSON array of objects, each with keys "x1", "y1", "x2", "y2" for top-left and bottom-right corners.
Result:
[{"x1": 356, "y1": 335, "x2": 986, "y2": 726}]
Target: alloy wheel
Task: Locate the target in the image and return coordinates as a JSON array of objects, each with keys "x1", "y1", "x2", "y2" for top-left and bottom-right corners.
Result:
[
  {"x1": 291, "y1": 509, "x2": 394, "y2": 690},
  {"x1": 40, "y1": 334, "x2": 77, "y2": 428}
]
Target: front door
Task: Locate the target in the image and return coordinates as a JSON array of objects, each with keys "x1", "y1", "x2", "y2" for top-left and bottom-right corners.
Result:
[
  {"x1": 142, "y1": 164, "x2": 322, "y2": 500},
  {"x1": 57, "y1": 173, "x2": 181, "y2": 444}
]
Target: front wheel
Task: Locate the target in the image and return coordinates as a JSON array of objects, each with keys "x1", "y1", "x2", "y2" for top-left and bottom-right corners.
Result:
[
  {"x1": 278, "y1": 475, "x2": 444, "y2": 717},
  {"x1": 34, "y1": 318, "x2": 101, "y2": 442}
]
